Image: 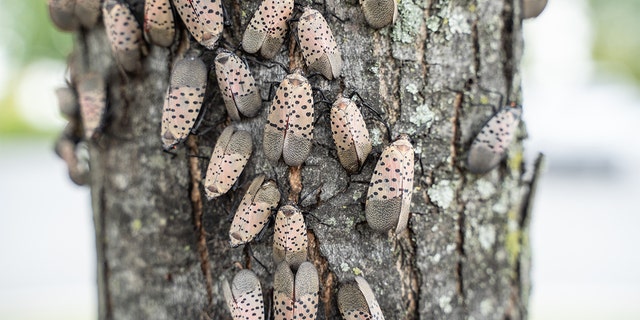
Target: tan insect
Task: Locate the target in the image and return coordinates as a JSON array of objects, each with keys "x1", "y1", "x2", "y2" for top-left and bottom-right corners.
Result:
[
  {"x1": 467, "y1": 105, "x2": 522, "y2": 174},
  {"x1": 365, "y1": 134, "x2": 414, "y2": 234},
  {"x1": 55, "y1": 87, "x2": 79, "y2": 120},
  {"x1": 360, "y1": 0, "x2": 398, "y2": 29},
  {"x1": 173, "y1": 0, "x2": 224, "y2": 50},
  {"x1": 102, "y1": 0, "x2": 145, "y2": 73},
  {"x1": 76, "y1": 72, "x2": 106, "y2": 139},
  {"x1": 144, "y1": 0, "x2": 176, "y2": 47},
  {"x1": 223, "y1": 269, "x2": 265, "y2": 320},
  {"x1": 273, "y1": 205, "x2": 308, "y2": 269},
  {"x1": 273, "y1": 261, "x2": 319, "y2": 320},
  {"x1": 204, "y1": 126, "x2": 253, "y2": 200},
  {"x1": 48, "y1": 0, "x2": 79, "y2": 32},
  {"x1": 161, "y1": 53, "x2": 208, "y2": 150},
  {"x1": 75, "y1": 0, "x2": 101, "y2": 28},
  {"x1": 263, "y1": 69, "x2": 314, "y2": 167},
  {"x1": 214, "y1": 50, "x2": 263, "y2": 121},
  {"x1": 297, "y1": 7, "x2": 342, "y2": 80},
  {"x1": 338, "y1": 276, "x2": 385, "y2": 320},
  {"x1": 229, "y1": 175, "x2": 281, "y2": 247},
  {"x1": 330, "y1": 95, "x2": 373, "y2": 174},
  {"x1": 242, "y1": 0, "x2": 294, "y2": 59}
]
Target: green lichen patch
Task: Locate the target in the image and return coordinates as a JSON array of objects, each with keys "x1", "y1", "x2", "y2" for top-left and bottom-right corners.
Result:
[{"x1": 392, "y1": 0, "x2": 424, "y2": 43}]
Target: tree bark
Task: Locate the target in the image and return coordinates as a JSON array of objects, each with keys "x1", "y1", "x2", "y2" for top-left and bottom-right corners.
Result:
[{"x1": 65, "y1": 0, "x2": 541, "y2": 319}]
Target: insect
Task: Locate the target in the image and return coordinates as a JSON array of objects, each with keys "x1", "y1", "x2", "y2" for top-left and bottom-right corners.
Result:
[
  {"x1": 365, "y1": 134, "x2": 414, "y2": 234},
  {"x1": 48, "y1": 0, "x2": 79, "y2": 32},
  {"x1": 242, "y1": 0, "x2": 294, "y2": 59},
  {"x1": 102, "y1": 0, "x2": 145, "y2": 73},
  {"x1": 360, "y1": 0, "x2": 398, "y2": 29},
  {"x1": 214, "y1": 50, "x2": 263, "y2": 121},
  {"x1": 204, "y1": 126, "x2": 253, "y2": 200},
  {"x1": 144, "y1": 0, "x2": 176, "y2": 47},
  {"x1": 273, "y1": 261, "x2": 319, "y2": 320},
  {"x1": 229, "y1": 175, "x2": 281, "y2": 247},
  {"x1": 467, "y1": 105, "x2": 522, "y2": 174},
  {"x1": 297, "y1": 7, "x2": 342, "y2": 80},
  {"x1": 56, "y1": 87, "x2": 79, "y2": 120},
  {"x1": 223, "y1": 269, "x2": 265, "y2": 320},
  {"x1": 273, "y1": 205, "x2": 308, "y2": 270},
  {"x1": 173, "y1": 0, "x2": 224, "y2": 50},
  {"x1": 76, "y1": 72, "x2": 107, "y2": 139},
  {"x1": 75, "y1": 0, "x2": 102, "y2": 28},
  {"x1": 338, "y1": 276, "x2": 385, "y2": 320},
  {"x1": 161, "y1": 52, "x2": 208, "y2": 150},
  {"x1": 263, "y1": 69, "x2": 314, "y2": 167},
  {"x1": 330, "y1": 94, "x2": 372, "y2": 174}
]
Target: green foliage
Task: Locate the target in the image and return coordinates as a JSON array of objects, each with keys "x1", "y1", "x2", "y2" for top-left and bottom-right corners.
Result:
[
  {"x1": 0, "y1": 0, "x2": 73, "y2": 137},
  {"x1": 590, "y1": 0, "x2": 640, "y2": 83},
  {"x1": 0, "y1": 0, "x2": 73, "y2": 66}
]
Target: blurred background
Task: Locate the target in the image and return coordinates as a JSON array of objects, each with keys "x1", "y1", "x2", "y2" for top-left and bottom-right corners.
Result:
[{"x1": 1, "y1": 0, "x2": 639, "y2": 319}]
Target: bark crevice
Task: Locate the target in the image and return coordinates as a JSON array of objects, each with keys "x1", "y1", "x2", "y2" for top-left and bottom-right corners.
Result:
[{"x1": 186, "y1": 136, "x2": 214, "y2": 306}]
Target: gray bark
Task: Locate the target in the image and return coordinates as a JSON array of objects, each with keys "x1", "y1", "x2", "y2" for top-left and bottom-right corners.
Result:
[{"x1": 63, "y1": 0, "x2": 541, "y2": 318}]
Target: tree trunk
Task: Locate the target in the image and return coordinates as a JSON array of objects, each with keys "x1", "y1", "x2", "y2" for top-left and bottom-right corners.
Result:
[{"x1": 63, "y1": 0, "x2": 541, "y2": 318}]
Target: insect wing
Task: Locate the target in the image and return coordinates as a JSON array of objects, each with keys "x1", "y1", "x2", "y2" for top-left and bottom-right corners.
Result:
[
  {"x1": 273, "y1": 205, "x2": 308, "y2": 269},
  {"x1": 282, "y1": 72, "x2": 313, "y2": 167},
  {"x1": 225, "y1": 270, "x2": 265, "y2": 320},
  {"x1": 355, "y1": 277, "x2": 385, "y2": 320},
  {"x1": 103, "y1": 0, "x2": 144, "y2": 72},
  {"x1": 467, "y1": 106, "x2": 522, "y2": 174},
  {"x1": 263, "y1": 77, "x2": 290, "y2": 163},
  {"x1": 161, "y1": 55, "x2": 207, "y2": 149},
  {"x1": 173, "y1": 0, "x2": 223, "y2": 49},
  {"x1": 77, "y1": 73, "x2": 106, "y2": 139},
  {"x1": 293, "y1": 262, "x2": 319, "y2": 319},
  {"x1": 242, "y1": 0, "x2": 294, "y2": 59},
  {"x1": 273, "y1": 262, "x2": 295, "y2": 320},
  {"x1": 205, "y1": 127, "x2": 253, "y2": 200},
  {"x1": 331, "y1": 97, "x2": 372, "y2": 173},
  {"x1": 297, "y1": 8, "x2": 342, "y2": 80},
  {"x1": 230, "y1": 176, "x2": 280, "y2": 247},
  {"x1": 144, "y1": 0, "x2": 176, "y2": 47},
  {"x1": 360, "y1": 0, "x2": 398, "y2": 29},
  {"x1": 366, "y1": 136, "x2": 413, "y2": 233},
  {"x1": 214, "y1": 50, "x2": 262, "y2": 120},
  {"x1": 49, "y1": 0, "x2": 79, "y2": 31}
]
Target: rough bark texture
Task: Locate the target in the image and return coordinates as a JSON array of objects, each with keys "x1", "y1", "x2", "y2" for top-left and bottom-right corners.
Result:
[{"x1": 65, "y1": 0, "x2": 541, "y2": 319}]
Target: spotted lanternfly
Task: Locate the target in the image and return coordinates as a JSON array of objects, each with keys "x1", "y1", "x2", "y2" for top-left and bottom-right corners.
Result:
[
  {"x1": 75, "y1": 0, "x2": 102, "y2": 28},
  {"x1": 523, "y1": 0, "x2": 548, "y2": 19},
  {"x1": 273, "y1": 205, "x2": 308, "y2": 269},
  {"x1": 360, "y1": 0, "x2": 398, "y2": 29},
  {"x1": 173, "y1": 0, "x2": 224, "y2": 50},
  {"x1": 56, "y1": 87, "x2": 79, "y2": 120},
  {"x1": 330, "y1": 94, "x2": 372, "y2": 174},
  {"x1": 229, "y1": 175, "x2": 281, "y2": 247},
  {"x1": 242, "y1": 0, "x2": 294, "y2": 59},
  {"x1": 144, "y1": 0, "x2": 176, "y2": 47},
  {"x1": 365, "y1": 134, "x2": 414, "y2": 234},
  {"x1": 49, "y1": 0, "x2": 79, "y2": 32},
  {"x1": 76, "y1": 72, "x2": 106, "y2": 139},
  {"x1": 204, "y1": 126, "x2": 253, "y2": 200},
  {"x1": 467, "y1": 105, "x2": 522, "y2": 174},
  {"x1": 273, "y1": 261, "x2": 319, "y2": 320},
  {"x1": 338, "y1": 276, "x2": 385, "y2": 320},
  {"x1": 214, "y1": 50, "x2": 263, "y2": 121},
  {"x1": 263, "y1": 69, "x2": 314, "y2": 167},
  {"x1": 55, "y1": 132, "x2": 88, "y2": 186},
  {"x1": 297, "y1": 8, "x2": 342, "y2": 80},
  {"x1": 161, "y1": 53, "x2": 207, "y2": 150},
  {"x1": 223, "y1": 269, "x2": 265, "y2": 320},
  {"x1": 102, "y1": 0, "x2": 145, "y2": 73}
]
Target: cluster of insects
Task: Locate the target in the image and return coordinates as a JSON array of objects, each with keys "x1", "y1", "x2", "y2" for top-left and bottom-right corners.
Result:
[{"x1": 50, "y1": 0, "x2": 523, "y2": 318}]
